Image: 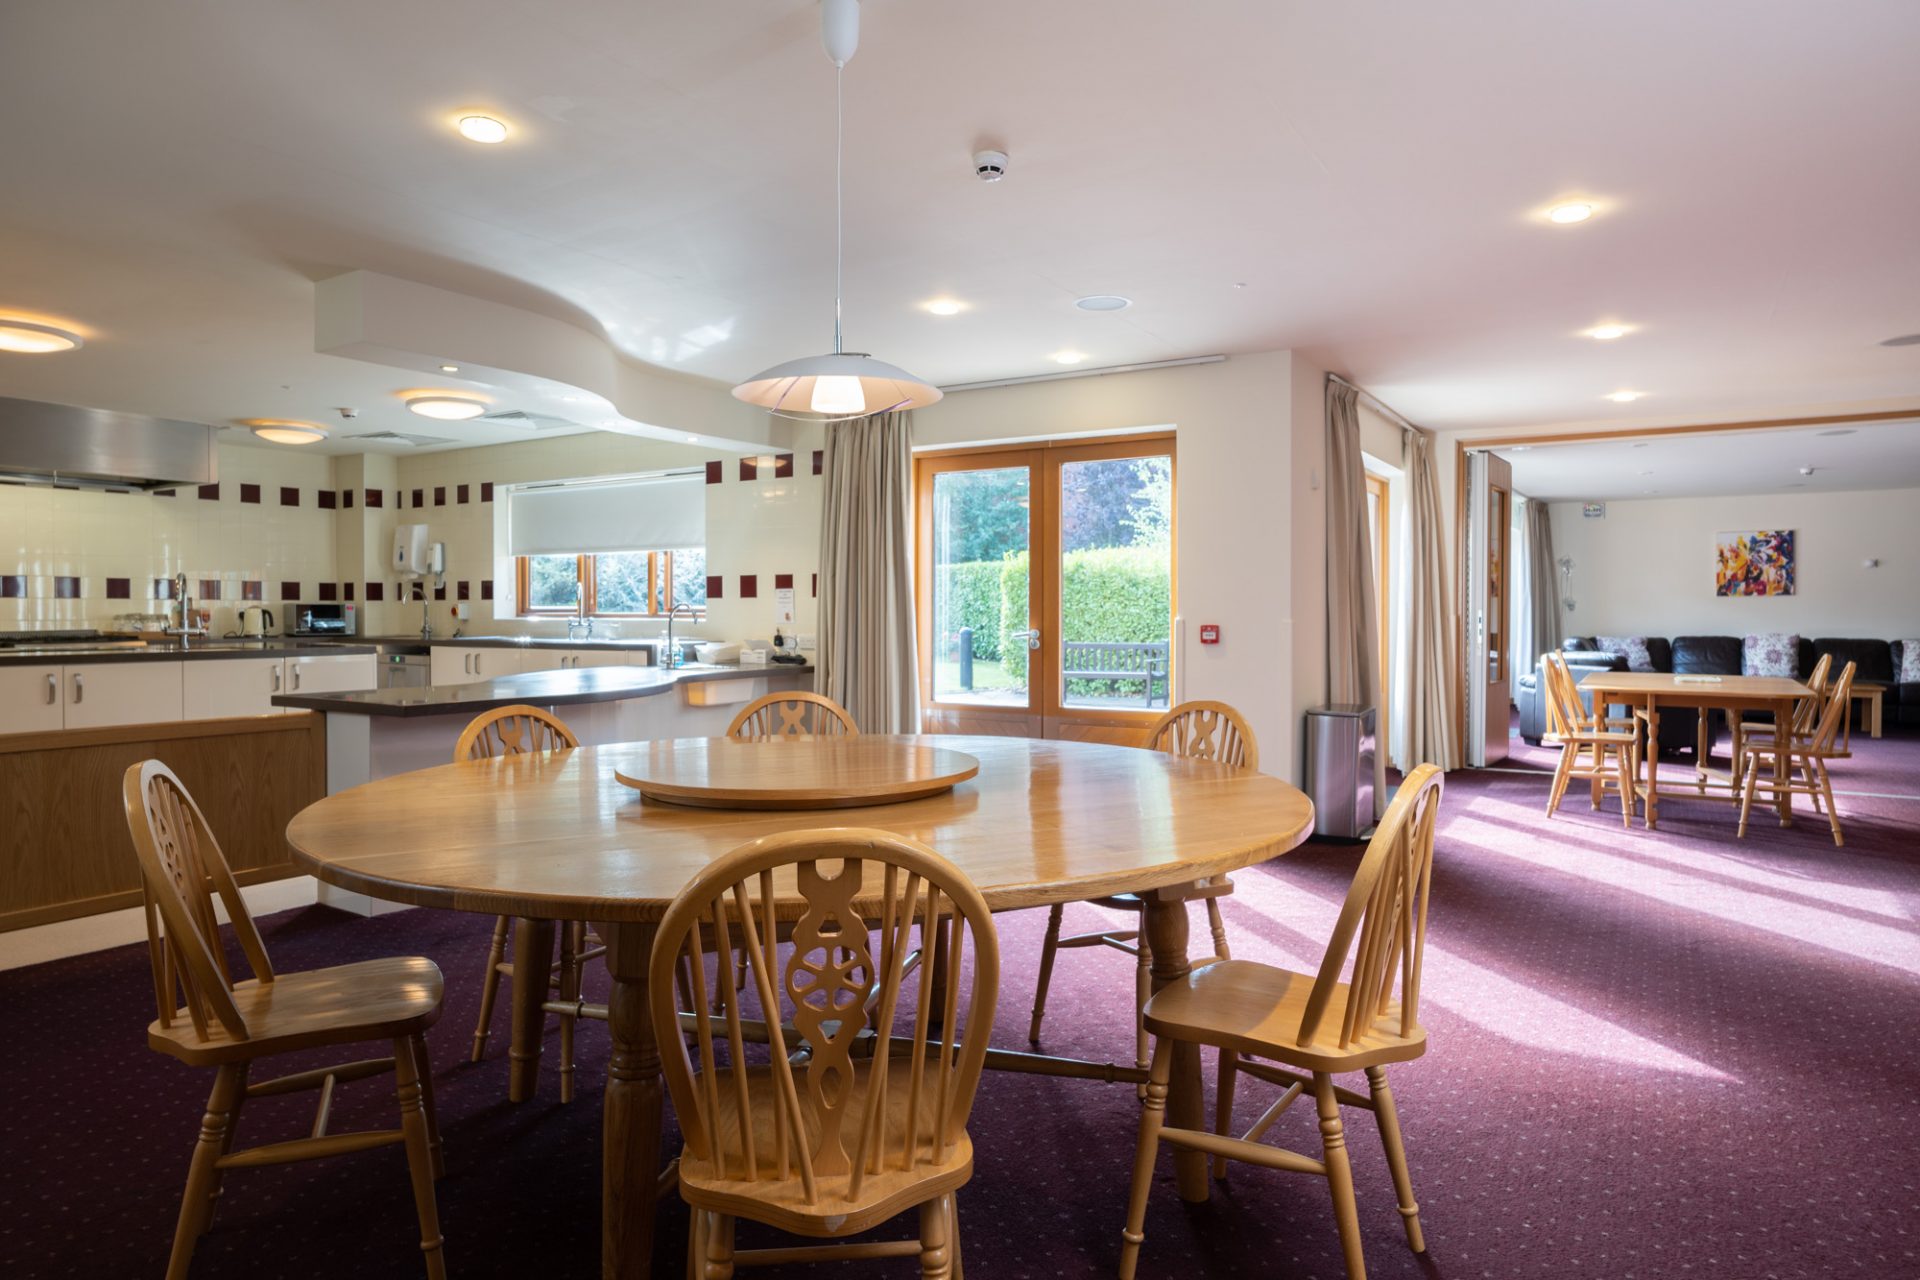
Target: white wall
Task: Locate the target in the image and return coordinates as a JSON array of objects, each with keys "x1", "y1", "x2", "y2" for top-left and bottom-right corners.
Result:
[{"x1": 1548, "y1": 487, "x2": 1920, "y2": 640}]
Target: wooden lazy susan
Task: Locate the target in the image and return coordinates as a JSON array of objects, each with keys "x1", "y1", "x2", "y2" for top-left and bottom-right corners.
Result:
[{"x1": 613, "y1": 735, "x2": 981, "y2": 810}]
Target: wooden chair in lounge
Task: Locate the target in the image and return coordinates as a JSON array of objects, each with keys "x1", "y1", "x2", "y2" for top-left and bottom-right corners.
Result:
[
  {"x1": 1118, "y1": 764, "x2": 1445, "y2": 1280},
  {"x1": 1028, "y1": 700, "x2": 1258, "y2": 1079},
  {"x1": 1541, "y1": 651, "x2": 1638, "y2": 826},
  {"x1": 1731, "y1": 651, "x2": 1832, "y2": 776},
  {"x1": 649, "y1": 828, "x2": 1000, "y2": 1278},
  {"x1": 1739, "y1": 661, "x2": 1856, "y2": 847},
  {"x1": 727, "y1": 690, "x2": 861, "y2": 738},
  {"x1": 123, "y1": 760, "x2": 447, "y2": 1280},
  {"x1": 458, "y1": 705, "x2": 600, "y2": 1101}
]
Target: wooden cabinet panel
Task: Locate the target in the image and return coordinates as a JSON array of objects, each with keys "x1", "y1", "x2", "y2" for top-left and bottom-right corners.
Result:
[
  {"x1": 0, "y1": 665, "x2": 65, "y2": 736},
  {"x1": 62, "y1": 662, "x2": 184, "y2": 729},
  {"x1": 184, "y1": 659, "x2": 284, "y2": 720}
]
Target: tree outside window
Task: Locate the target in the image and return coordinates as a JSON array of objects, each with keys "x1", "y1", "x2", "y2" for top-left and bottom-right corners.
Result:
[{"x1": 515, "y1": 550, "x2": 705, "y2": 617}]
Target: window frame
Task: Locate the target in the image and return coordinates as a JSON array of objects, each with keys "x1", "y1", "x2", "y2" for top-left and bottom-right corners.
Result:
[{"x1": 513, "y1": 550, "x2": 706, "y2": 619}]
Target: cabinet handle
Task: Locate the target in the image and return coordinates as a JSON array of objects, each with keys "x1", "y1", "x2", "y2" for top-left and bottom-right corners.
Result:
[
  {"x1": 465, "y1": 653, "x2": 473, "y2": 675},
  {"x1": 272, "y1": 666, "x2": 282, "y2": 692},
  {"x1": 45, "y1": 673, "x2": 57, "y2": 704},
  {"x1": 72, "y1": 673, "x2": 84, "y2": 704},
  {"x1": 292, "y1": 667, "x2": 301, "y2": 691}
]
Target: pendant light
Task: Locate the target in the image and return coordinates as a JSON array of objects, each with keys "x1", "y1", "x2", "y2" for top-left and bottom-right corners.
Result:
[{"x1": 731, "y1": 0, "x2": 942, "y2": 421}]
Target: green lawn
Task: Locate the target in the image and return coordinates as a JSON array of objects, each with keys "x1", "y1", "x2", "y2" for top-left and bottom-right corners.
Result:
[{"x1": 934, "y1": 657, "x2": 1022, "y2": 696}]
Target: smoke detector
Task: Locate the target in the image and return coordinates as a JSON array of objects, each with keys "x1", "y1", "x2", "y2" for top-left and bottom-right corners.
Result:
[{"x1": 972, "y1": 149, "x2": 1009, "y2": 182}]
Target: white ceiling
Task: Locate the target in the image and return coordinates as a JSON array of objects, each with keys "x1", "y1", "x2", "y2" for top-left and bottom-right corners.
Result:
[
  {"x1": 1, "y1": 0, "x2": 1918, "y2": 455},
  {"x1": 1502, "y1": 416, "x2": 1920, "y2": 501}
]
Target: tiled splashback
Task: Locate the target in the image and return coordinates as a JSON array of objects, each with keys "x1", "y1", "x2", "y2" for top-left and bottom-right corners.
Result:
[
  {"x1": 2, "y1": 429, "x2": 826, "y2": 644},
  {"x1": 0, "y1": 447, "x2": 337, "y2": 633}
]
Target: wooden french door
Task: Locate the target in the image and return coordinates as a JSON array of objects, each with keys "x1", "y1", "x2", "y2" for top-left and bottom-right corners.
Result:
[{"x1": 914, "y1": 435, "x2": 1176, "y2": 744}]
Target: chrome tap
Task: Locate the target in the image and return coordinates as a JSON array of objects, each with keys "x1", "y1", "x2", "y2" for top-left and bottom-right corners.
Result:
[
  {"x1": 567, "y1": 579, "x2": 594, "y2": 641},
  {"x1": 664, "y1": 601, "x2": 697, "y2": 668},
  {"x1": 163, "y1": 572, "x2": 207, "y2": 647},
  {"x1": 419, "y1": 590, "x2": 433, "y2": 642}
]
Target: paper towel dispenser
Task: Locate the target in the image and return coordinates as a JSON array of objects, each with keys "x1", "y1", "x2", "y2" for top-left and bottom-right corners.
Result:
[{"x1": 392, "y1": 524, "x2": 444, "y2": 577}]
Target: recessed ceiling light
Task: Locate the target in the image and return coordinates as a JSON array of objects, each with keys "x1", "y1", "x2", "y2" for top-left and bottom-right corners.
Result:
[
  {"x1": 1507, "y1": 445, "x2": 1531, "y2": 452},
  {"x1": 1630, "y1": 442, "x2": 1649, "y2": 448},
  {"x1": 0, "y1": 319, "x2": 83, "y2": 354},
  {"x1": 1638, "y1": 470, "x2": 1654, "y2": 476},
  {"x1": 1818, "y1": 428, "x2": 1856, "y2": 436},
  {"x1": 1548, "y1": 202, "x2": 1594, "y2": 224},
  {"x1": 456, "y1": 114, "x2": 509, "y2": 144},
  {"x1": 1074, "y1": 295, "x2": 1132, "y2": 312},
  {"x1": 241, "y1": 419, "x2": 330, "y2": 446},
  {"x1": 440, "y1": 364, "x2": 459, "y2": 373},
  {"x1": 1879, "y1": 333, "x2": 1920, "y2": 347},
  {"x1": 1603, "y1": 390, "x2": 1645, "y2": 403},
  {"x1": 1051, "y1": 351, "x2": 1088, "y2": 365},
  {"x1": 1585, "y1": 323, "x2": 1631, "y2": 341},
  {"x1": 922, "y1": 299, "x2": 966, "y2": 317},
  {"x1": 405, "y1": 394, "x2": 488, "y2": 421},
  {"x1": 686, "y1": 435, "x2": 698, "y2": 443}
]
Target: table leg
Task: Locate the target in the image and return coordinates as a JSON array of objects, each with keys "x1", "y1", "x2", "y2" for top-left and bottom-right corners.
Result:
[
  {"x1": 601, "y1": 921, "x2": 664, "y2": 1280},
  {"x1": 1142, "y1": 895, "x2": 1207, "y2": 1203},
  {"x1": 508, "y1": 917, "x2": 556, "y2": 1103},
  {"x1": 1774, "y1": 698, "x2": 1794, "y2": 827},
  {"x1": 1871, "y1": 690, "x2": 1882, "y2": 740},
  {"x1": 1643, "y1": 700, "x2": 1660, "y2": 829}
]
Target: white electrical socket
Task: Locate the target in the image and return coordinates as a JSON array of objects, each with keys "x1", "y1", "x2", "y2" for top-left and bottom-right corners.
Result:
[{"x1": 797, "y1": 633, "x2": 816, "y2": 649}]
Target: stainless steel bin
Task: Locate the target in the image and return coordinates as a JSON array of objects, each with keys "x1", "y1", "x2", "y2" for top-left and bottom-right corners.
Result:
[{"x1": 1306, "y1": 704, "x2": 1376, "y2": 841}]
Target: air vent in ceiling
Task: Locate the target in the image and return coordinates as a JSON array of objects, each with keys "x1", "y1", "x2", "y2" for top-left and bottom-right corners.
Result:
[
  {"x1": 350, "y1": 430, "x2": 458, "y2": 449},
  {"x1": 482, "y1": 409, "x2": 586, "y2": 432}
]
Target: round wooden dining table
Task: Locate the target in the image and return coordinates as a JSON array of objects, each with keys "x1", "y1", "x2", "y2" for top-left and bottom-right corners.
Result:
[{"x1": 286, "y1": 733, "x2": 1315, "y2": 1280}]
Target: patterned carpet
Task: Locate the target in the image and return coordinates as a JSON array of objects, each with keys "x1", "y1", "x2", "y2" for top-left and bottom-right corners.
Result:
[{"x1": 4, "y1": 728, "x2": 1918, "y2": 1278}]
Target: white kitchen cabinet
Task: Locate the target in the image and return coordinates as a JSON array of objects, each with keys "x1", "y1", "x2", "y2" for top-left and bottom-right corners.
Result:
[
  {"x1": 520, "y1": 648, "x2": 632, "y2": 674},
  {"x1": 184, "y1": 658, "x2": 285, "y2": 719},
  {"x1": 431, "y1": 645, "x2": 506, "y2": 686},
  {"x1": 0, "y1": 664, "x2": 66, "y2": 735},
  {"x1": 286, "y1": 652, "x2": 377, "y2": 697},
  {"x1": 62, "y1": 662, "x2": 184, "y2": 730}
]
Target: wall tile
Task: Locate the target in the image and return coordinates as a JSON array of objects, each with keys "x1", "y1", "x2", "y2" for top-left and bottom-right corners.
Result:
[
  {"x1": 434, "y1": 486, "x2": 446, "y2": 507},
  {"x1": 0, "y1": 576, "x2": 24, "y2": 598},
  {"x1": 318, "y1": 489, "x2": 337, "y2": 510},
  {"x1": 457, "y1": 580, "x2": 471, "y2": 600},
  {"x1": 457, "y1": 483, "x2": 470, "y2": 504},
  {"x1": 240, "y1": 483, "x2": 261, "y2": 505},
  {"x1": 775, "y1": 453, "x2": 794, "y2": 478},
  {"x1": 706, "y1": 461, "x2": 723, "y2": 485},
  {"x1": 106, "y1": 578, "x2": 131, "y2": 599},
  {"x1": 812, "y1": 449, "x2": 824, "y2": 476},
  {"x1": 812, "y1": 572, "x2": 817, "y2": 598},
  {"x1": 344, "y1": 489, "x2": 355, "y2": 509},
  {"x1": 481, "y1": 483, "x2": 494, "y2": 502},
  {"x1": 412, "y1": 489, "x2": 424, "y2": 509},
  {"x1": 53, "y1": 576, "x2": 81, "y2": 599},
  {"x1": 154, "y1": 577, "x2": 176, "y2": 600},
  {"x1": 739, "y1": 574, "x2": 757, "y2": 598},
  {"x1": 775, "y1": 573, "x2": 794, "y2": 589},
  {"x1": 280, "y1": 581, "x2": 300, "y2": 600},
  {"x1": 199, "y1": 579, "x2": 221, "y2": 600},
  {"x1": 434, "y1": 583, "x2": 446, "y2": 601},
  {"x1": 198, "y1": 484, "x2": 220, "y2": 501},
  {"x1": 738, "y1": 458, "x2": 757, "y2": 482},
  {"x1": 242, "y1": 580, "x2": 263, "y2": 601},
  {"x1": 154, "y1": 489, "x2": 176, "y2": 499},
  {"x1": 280, "y1": 487, "x2": 300, "y2": 507},
  {"x1": 481, "y1": 579, "x2": 494, "y2": 600},
  {"x1": 343, "y1": 582, "x2": 354, "y2": 601},
  {"x1": 366, "y1": 582, "x2": 384, "y2": 602},
  {"x1": 365, "y1": 489, "x2": 383, "y2": 508},
  {"x1": 706, "y1": 575, "x2": 723, "y2": 600},
  {"x1": 319, "y1": 582, "x2": 338, "y2": 602}
]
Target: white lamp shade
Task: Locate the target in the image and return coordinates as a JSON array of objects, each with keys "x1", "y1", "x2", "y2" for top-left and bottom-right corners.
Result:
[{"x1": 732, "y1": 352, "x2": 942, "y2": 418}]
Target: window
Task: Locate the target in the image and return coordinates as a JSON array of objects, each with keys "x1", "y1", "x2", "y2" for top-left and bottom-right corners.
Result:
[{"x1": 514, "y1": 549, "x2": 706, "y2": 618}]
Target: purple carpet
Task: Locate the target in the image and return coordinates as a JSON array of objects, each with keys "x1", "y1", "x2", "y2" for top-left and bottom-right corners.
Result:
[{"x1": 4, "y1": 730, "x2": 1918, "y2": 1278}]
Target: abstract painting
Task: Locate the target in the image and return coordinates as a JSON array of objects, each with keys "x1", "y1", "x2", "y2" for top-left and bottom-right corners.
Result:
[{"x1": 1715, "y1": 530, "x2": 1795, "y2": 597}]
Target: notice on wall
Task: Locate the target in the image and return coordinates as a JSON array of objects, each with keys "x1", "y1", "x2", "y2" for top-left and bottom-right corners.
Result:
[
  {"x1": 773, "y1": 587, "x2": 796, "y2": 626},
  {"x1": 1582, "y1": 502, "x2": 1606, "y2": 518}
]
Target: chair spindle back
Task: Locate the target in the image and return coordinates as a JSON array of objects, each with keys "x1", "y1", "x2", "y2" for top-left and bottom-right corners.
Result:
[
  {"x1": 1793, "y1": 652, "x2": 1834, "y2": 733},
  {"x1": 122, "y1": 760, "x2": 274, "y2": 1044},
  {"x1": 453, "y1": 704, "x2": 580, "y2": 762},
  {"x1": 1540, "y1": 653, "x2": 1584, "y2": 736},
  {"x1": 727, "y1": 691, "x2": 860, "y2": 739},
  {"x1": 650, "y1": 829, "x2": 998, "y2": 1206},
  {"x1": 1142, "y1": 699, "x2": 1258, "y2": 771},
  {"x1": 1807, "y1": 661, "x2": 1856, "y2": 755},
  {"x1": 1298, "y1": 763, "x2": 1444, "y2": 1050}
]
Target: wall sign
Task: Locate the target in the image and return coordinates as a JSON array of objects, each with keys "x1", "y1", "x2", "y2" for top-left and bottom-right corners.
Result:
[{"x1": 1582, "y1": 502, "x2": 1606, "y2": 518}]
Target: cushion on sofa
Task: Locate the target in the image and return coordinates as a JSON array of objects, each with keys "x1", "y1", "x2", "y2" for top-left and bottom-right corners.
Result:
[
  {"x1": 1594, "y1": 635, "x2": 1656, "y2": 673},
  {"x1": 1814, "y1": 638, "x2": 1897, "y2": 685},
  {"x1": 1672, "y1": 636, "x2": 1743, "y2": 675},
  {"x1": 1743, "y1": 633, "x2": 1799, "y2": 678},
  {"x1": 1900, "y1": 641, "x2": 1920, "y2": 685}
]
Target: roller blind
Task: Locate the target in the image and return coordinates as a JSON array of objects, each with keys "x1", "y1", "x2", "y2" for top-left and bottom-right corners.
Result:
[{"x1": 506, "y1": 472, "x2": 705, "y2": 556}]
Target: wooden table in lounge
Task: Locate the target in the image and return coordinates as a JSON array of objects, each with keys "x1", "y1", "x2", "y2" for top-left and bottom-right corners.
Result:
[
  {"x1": 1579, "y1": 671, "x2": 1810, "y2": 829},
  {"x1": 286, "y1": 734, "x2": 1315, "y2": 1279}
]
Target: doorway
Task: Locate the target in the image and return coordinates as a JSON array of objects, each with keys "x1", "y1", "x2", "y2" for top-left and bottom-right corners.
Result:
[{"x1": 914, "y1": 435, "x2": 1176, "y2": 743}]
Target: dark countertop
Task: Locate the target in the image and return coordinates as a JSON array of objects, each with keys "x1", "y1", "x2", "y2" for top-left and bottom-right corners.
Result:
[
  {"x1": 293, "y1": 634, "x2": 666, "y2": 658},
  {"x1": 272, "y1": 662, "x2": 813, "y2": 718},
  {"x1": 0, "y1": 638, "x2": 378, "y2": 667}
]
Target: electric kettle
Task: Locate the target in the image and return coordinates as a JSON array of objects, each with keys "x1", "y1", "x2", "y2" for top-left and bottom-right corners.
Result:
[{"x1": 239, "y1": 606, "x2": 275, "y2": 637}]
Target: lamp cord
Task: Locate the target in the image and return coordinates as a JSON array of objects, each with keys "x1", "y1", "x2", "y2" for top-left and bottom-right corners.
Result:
[{"x1": 834, "y1": 62, "x2": 844, "y2": 356}]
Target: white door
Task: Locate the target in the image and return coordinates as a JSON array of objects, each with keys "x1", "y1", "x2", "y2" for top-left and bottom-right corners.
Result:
[
  {"x1": 1464, "y1": 450, "x2": 1514, "y2": 766},
  {"x1": 287, "y1": 653, "x2": 377, "y2": 696},
  {"x1": 184, "y1": 658, "x2": 284, "y2": 719},
  {"x1": 64, "y1": 662, "x2": 185, "y2": 729},
  {"x1": 0, "y1": 665, "x2": 66, "y2": 735}
]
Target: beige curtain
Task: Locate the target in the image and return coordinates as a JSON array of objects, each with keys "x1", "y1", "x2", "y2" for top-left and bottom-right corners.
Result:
[
  {"x1": 1524, "y1": 498, "x2": 1559, "y2": 668},
  {"x1": 1404, "y1": 428, "x2": 1462, "y2": 770},
  {"x1": 817, "y1": 410, "x2": 920, "y2": 733},
  {"x1": 1325, "y1": 380, "x2": 1386, "y2": 817}
]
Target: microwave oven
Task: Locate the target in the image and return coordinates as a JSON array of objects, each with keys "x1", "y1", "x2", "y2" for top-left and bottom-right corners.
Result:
[{"x1": 290, "y1": 602, "x2": 356, "y2": 636}]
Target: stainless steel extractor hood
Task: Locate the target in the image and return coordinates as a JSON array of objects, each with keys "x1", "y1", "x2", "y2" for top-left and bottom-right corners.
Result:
[{"x1": 0, "y1": 396, "x2": 217, "y2": 491}]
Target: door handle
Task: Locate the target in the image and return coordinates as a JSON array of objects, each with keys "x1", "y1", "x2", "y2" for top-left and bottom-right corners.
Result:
[
  {"x1": 45, "y1": 673, "x2": 57, "y2": 704},
  {"x1": 72, "y1": 673, "x2": 83, "y2": 704},
  {"x1": 1009, "y1": 629, "x2": 1041, "y2": 651}
]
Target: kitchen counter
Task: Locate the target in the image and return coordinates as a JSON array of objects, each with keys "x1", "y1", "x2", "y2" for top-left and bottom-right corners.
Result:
[
  {"x1": 0, "y1": 638, "x2": 377, "y2": 666},
  {"x1": 297, "y1": 633, "x2": 668, "y2": 658},
  {"x1": 273, "y1": 661, "x2": 813, "y2": 717}
]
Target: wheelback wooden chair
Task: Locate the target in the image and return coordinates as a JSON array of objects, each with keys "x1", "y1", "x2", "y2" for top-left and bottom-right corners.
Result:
[
  {"x1": 1119, "y1": 763, "x2": 1445, "y2": 1280},
  {"x1": 650, "y1": 828, "x2": 1000, "y2": 1278},
  {"x1": 727, "y1": 690, "x2": 861, "y2": 738},
  {"x1": 1540, "y1": 652, "x2": 1639, "y2": 826},
  {"x1": 123, "y1": 760, "x2": 448, "y2": 1279},
  {"x1": 1028, "y1": 700, "x2": 1257, "y2": 1078},
  {"x1": 1730, "y1": 650, "x2": 1832, "y2": 778},
  {"x1": 1739, "y1": 660, "x2": 1856, "y2": 847},
  {"x1": 459, "y1": 705, "x2": 603, "y2": 1101}
]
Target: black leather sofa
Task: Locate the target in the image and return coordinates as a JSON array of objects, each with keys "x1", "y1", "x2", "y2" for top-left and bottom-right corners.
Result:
[{"x1": 1517, "y1": 634, "x2": 1918, "y2": 752}]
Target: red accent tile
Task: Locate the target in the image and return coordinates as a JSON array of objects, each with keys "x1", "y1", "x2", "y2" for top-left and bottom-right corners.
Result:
[
  {"x1": 434, "y1": 486, "x2": 446, "y2": 507},
  {"x1": 812, "y1": 449, "x2": 824, "y2": 475},
  {"x1": 480, "y1": 579, "x2": 494, "y2": 600},
  {"x1": 153, "y1": 577, "x2": 176, "y2": 600},
  {"x1": 775, "y1": 573, "x2": 794, "y2": 590},
  {"x1": 318, "y1": 489, "x2": 337, "y2": 510},
  {"x1": 153, "y1": 488, "x2": 176, "y2": 498},
  {"x1": 738, "y1": 457, "x2": 758, "y2": 482},
  {"x1": 318, "y1": 582, "x2": 338, "y2": 602},
  {"x1": 365, "y1": 582, "x2": 384, "y2": 602},
  {"x1": 776, "y1": 453, "x2": 794, "y2": 478},
  {"x1": 344, "y1": 489, "x2": 355, "y2": 509},
  {"x1": 811, "y1": 572, "x2": 818, "y2": 598},
  {"x1": 705, "y1": 460, "x2": 723, "y2": 484},
  {"x1": 343, "y1": 582, "x2": 354, "y2": 601},
  {"x1": 199, "y1": 579, "x2": 221, "y2": 601},
  {"x1": 457, "y1": 580, "x2": 471, "y2": 601},
  {"x1": 280, "y1": 581, "x2": 300, "y2": 600},
  {"x1": 457, "y1": 484, "x2": 470, "y2": 504},
  {"x1": 411, "y1": 489, "x2": 424, "y2": 509},
  {"x1": 53, "y1": 576, "x2": 81, "y2": 599},
  {"x1": 241, "y1": 580, "x2": 263, "y2": 601},
  {"x1": 739, "y1": 574, "x2": 758, "y2": 599},
  {"x1": 198, "y1": 484, "x2": 220, "y2": 501},
  {"x1": 481, "y1": 483, "x2": 495, "y2": 502},
  {"x1": 364, "y1": 488, "x2": 383, "y2": 508},
  {"x1": 279, "y1": 486, "x2": 300, "y2": 507},
  {"x1": 433, "y1": 583, "x2": 447, "y2": 601},
  {"x1": 106, "y1": 577, "x2": 131, "y2": 599},
  {"x1": 0, "y1": 575, "x2": 24, "y2": 598},
  {"x1": 240, "y1": 483, "x2": 262, "y2": 505},
  {"x1": 705, "y1": 575, "x2": 723, "y2": 600}
]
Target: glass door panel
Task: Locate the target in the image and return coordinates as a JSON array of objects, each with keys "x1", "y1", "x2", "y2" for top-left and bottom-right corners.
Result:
[
  {"x1": 929, "y1": 465, "x2": 1032, "y2": 706},
  {"x1": 1054, "y1": 452, "x2": 1173, "y2": 713}
]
